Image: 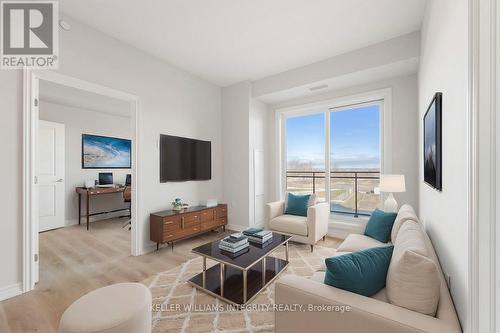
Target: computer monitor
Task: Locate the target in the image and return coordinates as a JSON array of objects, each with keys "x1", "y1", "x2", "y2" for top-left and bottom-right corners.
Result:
[
  {"x1": 99, "y1": 172, "x2": 113, "y2": 185},
  {"x1": 125, "y1": 174, "x2": 131, "y2": 186}
]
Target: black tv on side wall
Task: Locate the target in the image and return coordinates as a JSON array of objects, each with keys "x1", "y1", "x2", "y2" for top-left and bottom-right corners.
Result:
[{"x1": 159, "y1": 134, "x2": 211, "y2": 182}]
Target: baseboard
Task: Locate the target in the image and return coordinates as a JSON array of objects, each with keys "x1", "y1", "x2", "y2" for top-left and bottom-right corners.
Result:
[{"x1": 0, "y1": 282, "x2": 22, "y2": 301}]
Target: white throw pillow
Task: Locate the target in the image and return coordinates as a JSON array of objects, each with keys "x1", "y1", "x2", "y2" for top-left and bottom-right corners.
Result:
[
  {"x1": 391, "y1": 204, "x2": 419, "y2": 243},
  {"x1": 386, "y1": 221, "x2": 440, "y2": 316}
]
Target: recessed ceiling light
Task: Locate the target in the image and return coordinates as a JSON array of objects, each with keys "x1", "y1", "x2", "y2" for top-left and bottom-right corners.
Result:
[
  {"x1": 309, "y1": 84, "x2": 328, "y2": 91},
  {"x1": 59, "y1": 20, "x2": 71, "y2": 31}
]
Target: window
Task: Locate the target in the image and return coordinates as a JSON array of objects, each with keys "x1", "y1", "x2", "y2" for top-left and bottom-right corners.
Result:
[
  {"x1": 330, "y1": 104, "x2": 381, "y2": 216},
  {"x1": 285, "y1": 113, "x2": 326, "y2": 201},
  {"x1": 283, "y1": 98, "x2": 384, "y2": 218}
]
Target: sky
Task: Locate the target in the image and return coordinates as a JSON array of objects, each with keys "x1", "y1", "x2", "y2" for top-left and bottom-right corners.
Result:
[{"x1": 286, "y1": 104, "x2": 380, "y2": 170}]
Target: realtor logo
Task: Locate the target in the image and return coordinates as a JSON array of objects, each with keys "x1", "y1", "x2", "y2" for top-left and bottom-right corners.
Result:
[{"x1": 1, "y1": 1, "x2": 58, "y2": 69}]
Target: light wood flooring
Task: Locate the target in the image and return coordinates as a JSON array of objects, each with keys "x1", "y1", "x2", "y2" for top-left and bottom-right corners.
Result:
[{"x1": 0, "y1": 219, "x2": 341, "y2": 333}]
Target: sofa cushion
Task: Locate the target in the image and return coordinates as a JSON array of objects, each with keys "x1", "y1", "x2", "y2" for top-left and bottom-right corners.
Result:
[
  {"x1": 364, "y1": 209, "x2": 397, "y2": 243},
  {"x1": 386, "y1": 221, "x2": 440, "y2": 316},
  {"x1": 391, "y1": 204, "x2": 419, "y2": 242},
  {"x1": 317, "y1": 251, "x2": 351, "y2": 271},
  {"x1": 324, "y1": 246, "x2": 394, "y2": 297},
  {"x1": 310, "y1": 271, "x2": 389, "y2": 303},
  {"x1": 284, "y1": 193, "x2": 311, "y2": 217},
  {"x1": 269, "y1": 214, "x2": 308, "y2": 236},
  {"x1": 309, "y1": 271, "x2": 325, "y2": 283},
  {"x1": 337, "y1": 234, "x2": 387, "y2": 253},
  {"x1": 371, "y1": 288, "x2": 389, "y2": 303}
]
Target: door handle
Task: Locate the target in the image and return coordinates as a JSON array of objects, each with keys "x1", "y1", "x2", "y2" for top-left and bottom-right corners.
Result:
[{"x1": 56, "y1": 178, "x2": 64, "y2": 182}]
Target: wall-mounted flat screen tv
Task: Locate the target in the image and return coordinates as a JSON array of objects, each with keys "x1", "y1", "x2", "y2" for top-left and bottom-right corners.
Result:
[
  {"x1": 82, "y1": 134, "x2": 132, "y2": 169},
  {"x1": 160, "y1": 134, "x2": 211, "y2": 182}
]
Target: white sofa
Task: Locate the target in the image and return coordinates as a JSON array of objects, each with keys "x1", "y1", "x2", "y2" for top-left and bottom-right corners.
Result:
[
  {"x1": 266, "y1": 198, "x2": 329, "y2": 251},
  {"x1": 274, "y1": 204, "x2": 462, "y2": 333}
]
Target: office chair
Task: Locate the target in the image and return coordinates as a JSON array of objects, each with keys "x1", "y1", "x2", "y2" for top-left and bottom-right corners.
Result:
[{"x1": 122, "y1": 174, "x2": 132, "y2": 230}]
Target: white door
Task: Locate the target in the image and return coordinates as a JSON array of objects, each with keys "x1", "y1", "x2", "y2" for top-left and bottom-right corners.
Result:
[{"x1": 38, "y1": 120, "x2": 65, "y2": 232}]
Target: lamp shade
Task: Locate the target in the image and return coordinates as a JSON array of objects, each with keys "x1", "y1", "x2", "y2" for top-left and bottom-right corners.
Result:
[{"x1": 379, "y1": 174, "x2": 406, "y2": 193}]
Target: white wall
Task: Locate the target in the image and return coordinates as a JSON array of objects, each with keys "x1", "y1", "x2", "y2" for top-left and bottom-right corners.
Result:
[
  {"x1": 418, "y1": 0, "x2": 469, "y2": 329},
  {"x1": 0, "y1": 16, "x2": 222, "y2": 292},
  {"x1": 39, "y1": 101, "x2": 132, "y2": 225},
  {"x1": 249, "y1": 98, "x2": 269, "y2": 227},
  {"x1": 0, "y1": 70, "x2": 23, "y2": 294},
  {"x1": 268, "y1": 74, "x2": 420, "y2": 210},
  {"x1": 221, "y1": 82, "x2": 250, "y2": 229},
  {"x1": 221, "y1": 82, "x2": 269, "y2": 230}
]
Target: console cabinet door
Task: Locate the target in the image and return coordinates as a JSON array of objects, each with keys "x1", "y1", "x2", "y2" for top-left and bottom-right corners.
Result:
[
  {"x1": 200, "y1": 209, "x2": 215, "y2": 222},
  {"x1": 215, "y1": 206, "x2": 227, "y2": 219}
]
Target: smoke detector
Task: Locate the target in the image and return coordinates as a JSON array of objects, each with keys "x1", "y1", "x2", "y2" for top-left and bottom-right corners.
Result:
[{"x1": 59, "y1": 20, "x2": 71, "y2": 31}]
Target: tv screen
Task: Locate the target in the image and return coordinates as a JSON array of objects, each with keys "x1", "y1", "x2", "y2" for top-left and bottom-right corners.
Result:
[{"x1": 159, "y1": 134, "x2": 211, "y2": 182}]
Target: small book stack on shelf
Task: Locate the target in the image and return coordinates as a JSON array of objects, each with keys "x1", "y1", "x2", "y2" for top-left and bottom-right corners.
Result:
[
  {"x1": 243, "y1": 228, "x2": 273, "y2": 244},
  {"x1": 219, "y1": 233, "x2": 249, "y2": 253}
]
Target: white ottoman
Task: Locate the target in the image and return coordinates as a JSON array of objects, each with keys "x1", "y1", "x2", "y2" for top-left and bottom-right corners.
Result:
[{"x1": 59, "y1": 283, "x2": 152, "y2": 333}]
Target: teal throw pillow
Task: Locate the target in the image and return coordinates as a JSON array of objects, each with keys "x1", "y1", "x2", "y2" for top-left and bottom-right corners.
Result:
[
  {"x1": 324, "y1": 246, "x2": 394, "y2": 297},
  {"x1": 284, "y1": 193, "x2": 311, "y2": 217},
  {"x1": 364, "y1": 208, "x2": 397, "y2": 243}
]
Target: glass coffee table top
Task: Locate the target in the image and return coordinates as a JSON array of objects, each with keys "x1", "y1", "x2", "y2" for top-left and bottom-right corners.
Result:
[
  {"x1": 189, "y1": 232, "x2": 292, "y2": 305},
  {"x1": 192, "y1": 232, "x2": 291, "y2": 270}
]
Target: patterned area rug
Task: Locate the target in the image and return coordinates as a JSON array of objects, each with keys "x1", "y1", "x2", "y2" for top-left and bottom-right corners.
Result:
[{"x1": 142, "y1": 243, "x2": 338, "y2": 333}]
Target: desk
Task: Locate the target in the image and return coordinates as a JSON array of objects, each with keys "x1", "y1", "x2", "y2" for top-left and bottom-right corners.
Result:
[{"x1": 75, "y1": 186, "x2": 128, "y2": 230}]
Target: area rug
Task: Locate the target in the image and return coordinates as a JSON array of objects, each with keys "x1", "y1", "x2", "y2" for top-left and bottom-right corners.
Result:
[{"x1": 142, "y1": 243, "x2": 338, "y2": 333}]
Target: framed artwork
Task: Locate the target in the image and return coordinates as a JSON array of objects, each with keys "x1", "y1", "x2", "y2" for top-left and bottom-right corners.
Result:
[
  {"x1": 82, "y1": 134, "x2": 131, "y2": 169},
  {"x1": 423, "y1": 92, "x2": 442, "y2": 191}
]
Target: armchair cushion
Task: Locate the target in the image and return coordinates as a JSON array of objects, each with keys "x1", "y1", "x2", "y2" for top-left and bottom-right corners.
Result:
[
  {"x1": 269, "y1": 214, "x2": 308, "y2": 236},
  {"x1": 284, "y1": 193, "x2": 311, "y2": 217},
  {"x1": 324, "y1": 246, "x2": 394, "y2": 297}
]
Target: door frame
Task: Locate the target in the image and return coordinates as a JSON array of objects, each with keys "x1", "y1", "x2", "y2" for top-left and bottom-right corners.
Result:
[{"x1": 22, "y1": 69, "x2": 142, "y2": 292}]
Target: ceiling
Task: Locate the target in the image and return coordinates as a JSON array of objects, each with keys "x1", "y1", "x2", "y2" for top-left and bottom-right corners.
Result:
[
  {"x1": 39, "y1": 80, "x2": 131, "y2": 117},
  {"x1": 60, "y1": 0, "x2": 426, "y2": 87}
]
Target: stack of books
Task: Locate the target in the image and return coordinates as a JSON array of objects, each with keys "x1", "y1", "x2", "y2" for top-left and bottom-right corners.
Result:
[
  {"x1": 243, "y1": 228, "x2": 273, "y2": 244},
  {"x1": 219, "y1": 233, "x2": 249, "y2": 253}
]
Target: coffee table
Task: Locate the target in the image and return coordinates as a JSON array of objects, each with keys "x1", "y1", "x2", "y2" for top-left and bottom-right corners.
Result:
[{"x1": 188, "y1": 232, "x2": 292, "y2": 306}]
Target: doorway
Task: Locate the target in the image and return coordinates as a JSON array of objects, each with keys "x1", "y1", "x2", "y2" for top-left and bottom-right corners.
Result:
[{"x1": 23, "y1": 70, "x2": 140, "y2": 292}]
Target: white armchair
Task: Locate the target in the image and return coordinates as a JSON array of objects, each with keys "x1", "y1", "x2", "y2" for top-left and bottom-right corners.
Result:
[{"x1": 266, "y1": 200, "x2": 329, "y2": 251}]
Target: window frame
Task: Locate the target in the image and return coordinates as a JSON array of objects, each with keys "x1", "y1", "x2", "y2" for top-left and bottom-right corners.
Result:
[{"x1": 275, "y1": 88, "x2": 392, "y2": 220}]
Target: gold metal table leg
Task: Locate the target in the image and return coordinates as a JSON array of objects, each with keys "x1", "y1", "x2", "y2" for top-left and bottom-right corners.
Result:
[
  {"x1": 285, "y1": 242, "x2": 289, "y2": 262},
  {"x1": 243, "y1": 269, "x2": 248, "y2": 303},
  {"x1": 202, "y1": 257, "x2": 207, "y2": 288},
  {"x1": 220, "y1": 263, "x2": 225, "y2": 296},
  {"x1": 262, "y1": 257, "x2": 266, "y2": 286}
]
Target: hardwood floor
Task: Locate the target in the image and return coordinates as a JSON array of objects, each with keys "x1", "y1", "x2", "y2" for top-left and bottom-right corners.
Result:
[{"x1": 0, "y1": 219, "x2": 341, "y2": 333}]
